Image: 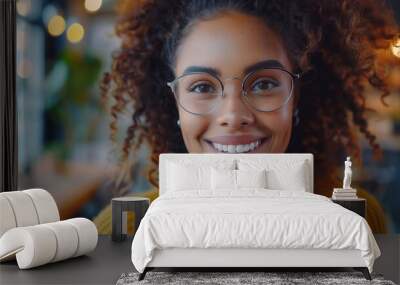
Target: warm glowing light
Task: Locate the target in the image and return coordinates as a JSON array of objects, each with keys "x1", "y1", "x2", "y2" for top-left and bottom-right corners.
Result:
[
  {"x1": 17, "y1": 0, "x2": 31, "y2": 16},
  {"x1": 391, "y1": 38, "x2": 400, "y2": 58},
  {"x1": 67, "y1": 23, "x2": 85, "y2": 43},
  {"x1": 47, "y1": 15, "x2": 66, "y2": 37},
  {"x1": 84, "y1": 0, "x2": 102, "y2": 12}
]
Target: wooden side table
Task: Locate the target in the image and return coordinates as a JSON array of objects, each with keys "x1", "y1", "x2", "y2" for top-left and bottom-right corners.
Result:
[
  {"x1": 112, "y1": 197, "x2": 150, "y2": 242},
  {"x1": 331, "y1": 198, "x2": 366, "y2": 218}
]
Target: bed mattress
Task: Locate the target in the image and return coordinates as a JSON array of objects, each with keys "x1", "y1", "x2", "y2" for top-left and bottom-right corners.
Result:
[{"x1": 131, "y1": 189, "x2": 380, "y2": 273}]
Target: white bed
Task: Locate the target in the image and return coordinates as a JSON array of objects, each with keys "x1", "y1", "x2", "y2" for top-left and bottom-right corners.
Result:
[{"x1": 131, "y1": 153, "x2": 380, "y2": 281}]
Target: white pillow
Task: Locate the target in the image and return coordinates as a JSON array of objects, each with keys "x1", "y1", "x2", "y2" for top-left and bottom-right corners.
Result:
[
  {"x1": 211, "y1": 168, "x2": 267, "y2": 190},
  {"x1": 238, "y1": 159, "x2": 308, "y2": 191},
  {"x1": 266, "y1": 165, "x2": 307, "y2": 191},
  {"x1": 237, "y1": 169, "x2": 267, "y2": 188},
  {"x1": 167, "y1": 160, "x2": 235, "y2": 192},
  {"x1": 211, "y1": 168, "x2": 236, "y2": 190}
]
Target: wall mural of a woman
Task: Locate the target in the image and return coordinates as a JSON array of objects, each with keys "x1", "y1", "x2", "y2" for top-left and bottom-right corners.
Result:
[{"x1": 95, "y1": 0, "x2": 400, "y2": 234}]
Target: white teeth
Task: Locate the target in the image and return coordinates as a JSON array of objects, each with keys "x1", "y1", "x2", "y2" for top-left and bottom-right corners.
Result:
[
  {"x1": 236, "y1": 145, "x2": 244, "y2": 152},
  {"x1": 212, "y1": 143, "x2": 219, "y2": 150},
  {"x1": 211, "y1": 140, "x2": 262, "y2": 153}
]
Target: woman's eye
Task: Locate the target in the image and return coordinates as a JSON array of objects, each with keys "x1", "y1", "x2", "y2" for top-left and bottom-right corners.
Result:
[
  {"x1": 188, "y1": 83, "x2": 215, "y2": 93},
  {"x1": 252, "y1": 79, "x2": 279, "y2": 92}
]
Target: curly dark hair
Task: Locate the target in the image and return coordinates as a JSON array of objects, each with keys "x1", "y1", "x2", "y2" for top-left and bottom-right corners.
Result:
[{"x1": 101, "y1": 0, "x2": 399, "y2": 196}]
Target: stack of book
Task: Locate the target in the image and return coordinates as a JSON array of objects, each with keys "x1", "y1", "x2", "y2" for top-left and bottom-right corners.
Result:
[{"x1": 332, "y1": 188, "x2": 358, "y2": 199}]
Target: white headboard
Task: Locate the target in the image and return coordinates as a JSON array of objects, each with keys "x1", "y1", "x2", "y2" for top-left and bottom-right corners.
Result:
[{"x1": 159, "y1": 153, "x2": 314, "y2": 195}]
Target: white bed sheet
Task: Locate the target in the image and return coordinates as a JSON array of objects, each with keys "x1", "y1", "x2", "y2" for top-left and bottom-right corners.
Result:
[{"x1": 131, "y1": 189, "x2": 380, "y2": 273}]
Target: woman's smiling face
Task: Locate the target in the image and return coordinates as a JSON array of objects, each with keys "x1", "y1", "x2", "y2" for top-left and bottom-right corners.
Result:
[{"x1": 173, "y1": 11, "x2": 296, "y2": 154}]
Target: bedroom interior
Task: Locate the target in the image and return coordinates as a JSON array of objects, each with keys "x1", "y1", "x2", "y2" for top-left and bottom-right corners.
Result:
[
  {"x1": 132, "y1": 153, "x2": 378, "y2": 281},
  {"x1": 1, "y1": 0, "x2": 400, "y2": 284}
]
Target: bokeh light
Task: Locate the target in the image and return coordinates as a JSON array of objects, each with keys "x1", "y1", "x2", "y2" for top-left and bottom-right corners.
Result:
[
  {"x1": 84, "y1": 0, "x2": 102, "y2": 12},
  {"x1": 67, "y1": 23, "x2": 85, "y2": 43},
  {"x1": 391, "y1": 38, "x2": 400, "y2": 58},
  {"x1": 16, "y1": 0, "x2": 32, "y2": 16},
  {"x1": 47, "y1": 15, "x2": 66, "y2": 37}
]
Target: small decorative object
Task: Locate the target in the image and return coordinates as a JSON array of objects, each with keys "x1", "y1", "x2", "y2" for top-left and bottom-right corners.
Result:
[
  {"x1": 332, "y1": 157, "x2": 358, "y2": 200},
  {"x1": 343, "y1": 156, "x2": 352, "y2": 189},
  {"x1": 112, "y1": 197, "x2": 150, "y2": 242}
]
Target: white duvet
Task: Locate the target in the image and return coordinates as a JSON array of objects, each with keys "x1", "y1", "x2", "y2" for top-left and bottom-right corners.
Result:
[{"x1": 131, "y1": 189, "x2": 380, "y2": 273}]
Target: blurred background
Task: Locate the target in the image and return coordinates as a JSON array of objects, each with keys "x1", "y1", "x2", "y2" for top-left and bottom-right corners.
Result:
[
  {"x1": 16, "y1": 0, "x2": 400, "y2": 232},
  {"x1": 16, "y1": 0, "x2": 152, "y2": 222}
]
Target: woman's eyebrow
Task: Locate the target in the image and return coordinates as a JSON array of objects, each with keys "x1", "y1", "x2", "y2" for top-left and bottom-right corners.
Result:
[
  {"x1": 181, "y1": 59, "x2": 285, "y2": 77},
  {"x1": 182, "y1": 66, "x2": 220, "y2": 77},
  {"x1": 244, "y1": 59, "x2": 284, "y2": 74}
]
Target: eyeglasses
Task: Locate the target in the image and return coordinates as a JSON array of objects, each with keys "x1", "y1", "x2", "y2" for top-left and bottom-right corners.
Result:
[{"x1": 167, "y1": 68, "x2": 301, "y2": 115}]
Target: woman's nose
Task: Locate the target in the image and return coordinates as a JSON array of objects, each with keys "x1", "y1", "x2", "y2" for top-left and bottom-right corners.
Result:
[{"x1": 215, "y1": 83, "x2": 255, "y2": 129}]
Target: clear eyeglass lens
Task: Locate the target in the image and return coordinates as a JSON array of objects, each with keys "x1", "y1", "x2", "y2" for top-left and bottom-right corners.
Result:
[
  {"x1": 173, "y1": 69, "x2": 293, "y2": 114},
  {"x1": 243, "y1": 69, "x2": 293, "y2": 112},
  {"x1": 174, "y1": 73, "x2": 223, "y2": 114}
]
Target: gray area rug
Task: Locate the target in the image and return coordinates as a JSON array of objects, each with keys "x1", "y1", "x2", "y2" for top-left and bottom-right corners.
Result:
[{"x1": 116, "y1": 271, "x2": 396, "y2": 285}]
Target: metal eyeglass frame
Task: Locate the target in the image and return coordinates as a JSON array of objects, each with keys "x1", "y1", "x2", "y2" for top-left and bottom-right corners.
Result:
[{"x1": 167, "y1": 67, "x2": 302, "y2": 116}]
